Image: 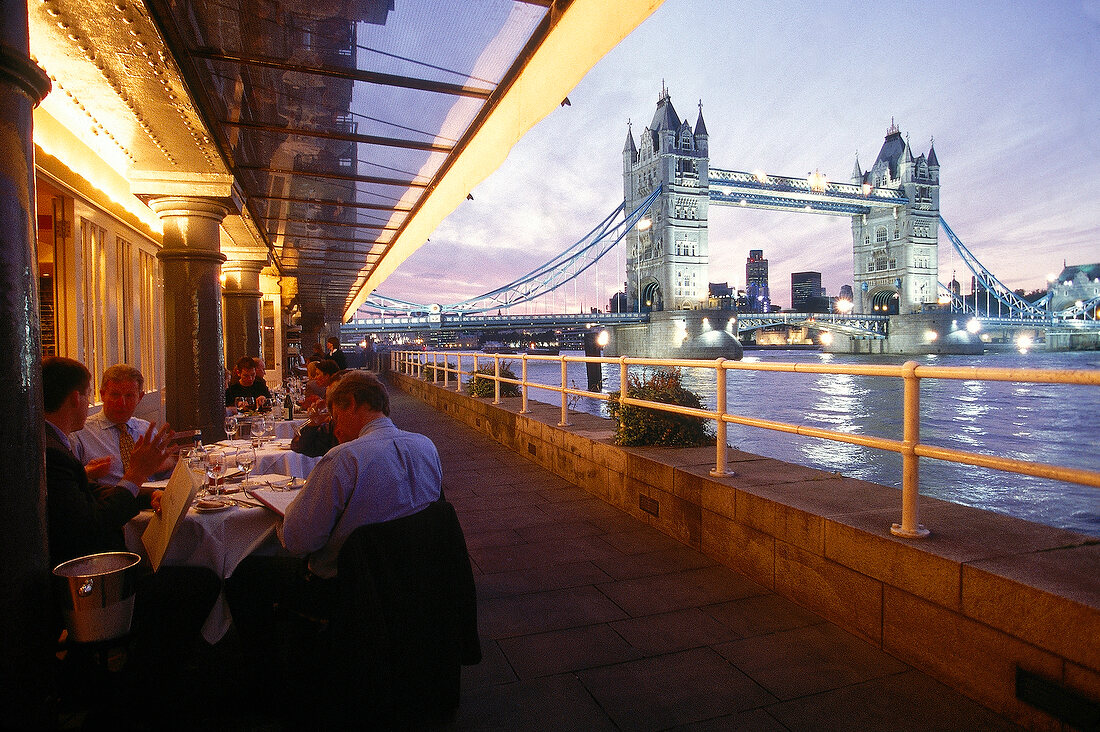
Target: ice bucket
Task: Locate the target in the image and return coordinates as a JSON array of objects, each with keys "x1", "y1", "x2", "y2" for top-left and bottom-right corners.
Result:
[{"x1": 52, "y1": 552, "x2": 141, "y2": 643}]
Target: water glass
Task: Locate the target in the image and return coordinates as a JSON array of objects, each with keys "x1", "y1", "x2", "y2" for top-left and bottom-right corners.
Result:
[
  {"x1": 185, "y1": 445, "x2": 207, "y2": 488},
  {"x1": 225, "y1": 414, "x2": 239, "y2": 441},
  {"x1": 252, "y1": 415, "x2": 269, "y2": 443},
  {"x1": 204, "y1": 450, "x2": 227, "y2": 496},
  {"x1": 235, "y1": 447, "x2": 256, "y2": 487}
]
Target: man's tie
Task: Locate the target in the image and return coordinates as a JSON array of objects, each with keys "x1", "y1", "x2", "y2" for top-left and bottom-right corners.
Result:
[{"x1": 118, "y1": 425, "x2": 134, "y2": 473}]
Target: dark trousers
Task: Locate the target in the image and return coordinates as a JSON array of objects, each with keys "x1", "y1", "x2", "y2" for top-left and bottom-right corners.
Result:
[{"x1": 225, "y1": 556, "x2": 338, "y2": 708}]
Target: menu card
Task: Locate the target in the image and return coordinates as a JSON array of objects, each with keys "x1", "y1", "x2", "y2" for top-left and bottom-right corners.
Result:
[
  {"x1": 141, "y1": 460, "x2": 200, "y2": 570},
  {"x1": 246, "y1": 486, "x2": 299, "y2": 516}
]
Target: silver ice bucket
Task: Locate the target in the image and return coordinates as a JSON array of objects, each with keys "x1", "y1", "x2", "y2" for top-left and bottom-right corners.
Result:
[{"x1": 53, "y1": 552, "x2": 141, "y2": 643}]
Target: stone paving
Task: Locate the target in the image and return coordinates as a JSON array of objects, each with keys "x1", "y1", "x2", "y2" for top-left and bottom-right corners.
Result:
[{"x1": 386, "y1": 385, "x2": 1023, "y2": 731}]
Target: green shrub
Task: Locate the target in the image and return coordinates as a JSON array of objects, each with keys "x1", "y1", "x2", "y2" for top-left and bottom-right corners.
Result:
[
  {"x1": 422, "y1": 363, "x2": 449, "y2": 381},
  {"x1": 466, "y1": 361, "x2": 521, "y2": 398},
  {"x1": 607, "y1": 367, "x2": 713, "y2": 447}
]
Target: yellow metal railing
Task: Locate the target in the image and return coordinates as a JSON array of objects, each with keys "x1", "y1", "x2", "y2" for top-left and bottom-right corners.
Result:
[{"x1": 395, "y1": 350, "x2": 1100, "y2": 538}]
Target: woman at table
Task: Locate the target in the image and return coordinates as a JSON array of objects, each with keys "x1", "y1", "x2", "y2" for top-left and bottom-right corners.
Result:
[{"x1": 300, "y1": 359, "x2": 339, "y2": 412}]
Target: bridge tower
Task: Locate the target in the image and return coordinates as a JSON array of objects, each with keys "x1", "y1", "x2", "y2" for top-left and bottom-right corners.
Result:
[
  {"x1": 851, "y1": 122, "x2": 941, "y2": 315},
  {"x1": 623, "y1": 84, "x2": 710, "y2": 312}
]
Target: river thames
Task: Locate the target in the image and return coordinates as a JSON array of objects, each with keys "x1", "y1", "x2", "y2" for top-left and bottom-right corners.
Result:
[{"x1": 503, "y1": 348, "x2": 1100, "y2": 537}]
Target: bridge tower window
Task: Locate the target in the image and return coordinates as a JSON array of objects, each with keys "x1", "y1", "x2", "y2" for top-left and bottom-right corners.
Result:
[{"x1": 875, "y1": 226, "x2": 888, "y2": 244}]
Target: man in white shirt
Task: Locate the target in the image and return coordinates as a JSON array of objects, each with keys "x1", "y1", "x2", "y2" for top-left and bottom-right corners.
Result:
[{"x1": 71, "y1": 364, "x2": 168, "y2": 486}]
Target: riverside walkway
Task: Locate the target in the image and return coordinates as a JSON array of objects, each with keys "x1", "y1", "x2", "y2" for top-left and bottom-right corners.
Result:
[{"x1": 385, "y1": 385, "x2": 1021, "y2": 730}]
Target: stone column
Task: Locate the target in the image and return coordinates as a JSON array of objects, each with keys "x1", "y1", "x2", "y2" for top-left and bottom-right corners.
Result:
[
  {"x1": 0, "y1": 6, "x2": 54, "y2": 726},
  {"x1": 150, "y1": 197, "x2": 229, "y2": 440},
  {"x1": 222, "y1": 259, "x2": 264, "y2": 368}
]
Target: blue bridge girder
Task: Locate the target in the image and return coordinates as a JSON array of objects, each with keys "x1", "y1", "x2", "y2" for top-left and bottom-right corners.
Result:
[
  {"x1": 708, "y1": 168, "x2": 907, "y2": 216},
  {"x1": 343, "y1": 311, "x2": 649, "y2": 336}
]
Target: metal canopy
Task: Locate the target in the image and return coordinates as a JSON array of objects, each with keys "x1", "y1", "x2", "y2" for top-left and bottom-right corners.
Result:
[
  {"x1": 142, "y1": 0, "x2": 549, "y2": 325},
  {"x1": 30, "y1": 0, "x2": 663, "y2": 327}
]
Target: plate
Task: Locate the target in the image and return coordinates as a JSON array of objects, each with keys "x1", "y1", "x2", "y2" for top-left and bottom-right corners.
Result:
[{"x1": 193, "y1": 499, "x2": 233, "y2": 513}]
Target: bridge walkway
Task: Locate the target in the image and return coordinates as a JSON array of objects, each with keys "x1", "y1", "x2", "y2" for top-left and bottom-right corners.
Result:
[{"x1": 387, "y1": 386, "x2": 1021, "y2": 730}]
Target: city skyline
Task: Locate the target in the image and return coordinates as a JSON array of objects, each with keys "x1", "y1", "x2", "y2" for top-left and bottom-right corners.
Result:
[{"x1": 372, "y1": 0, "x2": 1099, "y2": 312}]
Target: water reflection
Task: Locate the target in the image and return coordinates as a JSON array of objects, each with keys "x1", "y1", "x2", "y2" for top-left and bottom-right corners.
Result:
[{"x1": 495, "y1": 349, "x2": 1099, "y2": 536}]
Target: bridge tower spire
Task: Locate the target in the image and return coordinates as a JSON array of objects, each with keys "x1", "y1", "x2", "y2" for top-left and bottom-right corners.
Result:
[
  {"x1": 622, "y1": 84, "x2": 710, "y2": 312},
  {"x1": 851, "y1": 123, "x2": 941, "y2": 315}
]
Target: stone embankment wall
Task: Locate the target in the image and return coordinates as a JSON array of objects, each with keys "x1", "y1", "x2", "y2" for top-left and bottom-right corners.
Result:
[{"x1": 392, "y1": 371, "x2": 1099, "y2": 730}]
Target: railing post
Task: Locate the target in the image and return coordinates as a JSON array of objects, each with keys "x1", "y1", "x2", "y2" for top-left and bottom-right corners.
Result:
[
  {"x1": 710, "y1": 359, "x2": 733, "y2": 477},
  {"x1": 443, "y1": 352, "x2": 449, "y2": 388},
  {"x1": 892, "y1": 361, "x2": 929, "y2": 538},
  {"x1": 432, "y1": 352, "x2": 439, "y2": 383},
  {"x1": 455, "y1": 354, "x2": 462, "y2": 392},
  {"x1": 520, "y1": 355, "x2": 530, "y2": 413},
  {"x1": 493, "y1": 355, "x2": 501, "y2": 405},
  {"x1": 619, "y1": 355, "x2": 628, "y2": 403},
  {"x1": 558, "y1": 355, "x2": 570, "y2": 426}
]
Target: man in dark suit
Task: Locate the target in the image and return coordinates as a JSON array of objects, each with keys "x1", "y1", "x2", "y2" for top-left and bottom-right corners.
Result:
[
  {"x1": 43, "y1": 357, "x2": 172, "y2": 565},
  {"x1": 43, "y1": 357, "x2": 220, "y2": 712}
]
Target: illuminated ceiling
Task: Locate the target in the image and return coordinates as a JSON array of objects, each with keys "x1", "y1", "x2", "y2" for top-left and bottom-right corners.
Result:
[{"x1": 30, "y1": 0, "x2": 663, "y2": 325}]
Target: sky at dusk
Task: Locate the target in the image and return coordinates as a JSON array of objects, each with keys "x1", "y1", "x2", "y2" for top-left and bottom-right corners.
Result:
[{"x1": 375, "y1": 0, "x2": 1100, "y2": 312}]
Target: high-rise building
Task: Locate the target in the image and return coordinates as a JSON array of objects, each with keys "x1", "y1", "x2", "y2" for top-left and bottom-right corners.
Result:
[
  {"x1": 791, "y1": 271, "x2": 823, "y2": 311},
  {"x1": 745, "y1": 250, "x2": 770, "y2": 312}
]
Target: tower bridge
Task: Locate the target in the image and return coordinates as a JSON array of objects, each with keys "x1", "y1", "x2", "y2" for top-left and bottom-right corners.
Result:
[
  {"x1": 622, "y1": 85, "x2": 941, "y2": 320},
  {"x1": 352, "y1": 84, "x2": 1097, "y2": 354}
]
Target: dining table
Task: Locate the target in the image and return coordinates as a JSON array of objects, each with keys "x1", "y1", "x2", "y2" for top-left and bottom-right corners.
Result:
[
  {"x1": 215, "y1": 437, "x2": 322, "y2": 479},
  {"x1": 124, "y1": 473, "x2": 308, "y2": 643},
  {"x1": 234, "y1": 415, "x2": 305, "y2": 441}
]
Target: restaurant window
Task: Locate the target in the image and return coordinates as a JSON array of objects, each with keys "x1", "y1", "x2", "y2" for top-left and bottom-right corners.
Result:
[
  {"x1": 139, "y1": 249, "x2": 161, "y2": 389},
  {"x1": 262, "y1": 299, "x2": 276, "y2": 373},
  {"x1": 116, "y1": 236, "x2": 134, "y2": 363},
  {"x1": 80, "y1": 218, "x2": 109, "y2": 395}
]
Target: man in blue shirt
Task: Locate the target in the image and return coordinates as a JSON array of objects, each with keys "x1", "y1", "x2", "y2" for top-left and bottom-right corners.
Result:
[{"x1": 227, "y1": 371, "x2": 442, "y2": 691}]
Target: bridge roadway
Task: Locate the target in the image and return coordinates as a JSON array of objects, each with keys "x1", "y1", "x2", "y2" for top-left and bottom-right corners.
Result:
[
  {"x1": 344, "y1": 309, "x2": 1098, "y2": 343},
  {"x1": 381, "y1": 383, "x2": 1018, "y2": 728}
]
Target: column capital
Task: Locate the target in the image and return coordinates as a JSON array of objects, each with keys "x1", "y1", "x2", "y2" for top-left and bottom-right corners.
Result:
[
  {"x1": 147, "y1": 196, "x2": 232, "y2": 222},
  {"x1": 222, "y1": 258, "x2": 266, "y2": 295},
  {"x1": 0, "y1": 43, "x2": 51, "y2": 104},
  {"x1": 157, "y1": 247, "x2": 226, "y2": 265}
]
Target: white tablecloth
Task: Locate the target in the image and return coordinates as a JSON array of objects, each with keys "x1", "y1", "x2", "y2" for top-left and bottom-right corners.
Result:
[
  {"x1": 216, "y1": 438, "x2": 321, "y2": 479},
  {"x1": 125, "y1": 474, "x2": 293, "y2": 643},
  {"x1": 270, "y1": 418, "x2": 306, "y2": 439}
]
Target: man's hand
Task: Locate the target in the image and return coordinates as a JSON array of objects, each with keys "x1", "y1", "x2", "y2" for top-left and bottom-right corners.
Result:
[
  {"x1": 306, "y1": 405, "x2": 330, "y2": 426},
  {"x1": 85, "y1": 456, "x2": 113, "y2": 482},
  {"x1": 150, "y1": 489, "x2": 164, "y2": 512},
  {"x1": 254, "y1": 395, "x2": 267, "y2": 409},
  {"x1": 122, "y1": 423, "x2": 174, "y2": 486}
]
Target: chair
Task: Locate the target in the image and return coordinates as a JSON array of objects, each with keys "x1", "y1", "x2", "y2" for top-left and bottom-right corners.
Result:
[{"x1": 317, "y1": 499, "x2": 481, "y2": 728}]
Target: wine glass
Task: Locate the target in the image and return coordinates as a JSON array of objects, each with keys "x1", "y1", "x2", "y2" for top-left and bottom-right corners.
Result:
[
  {"x1": 252, "y1": 414, "x2": 269, "y2": 444},
  {"x1": 204, "y1": 450, "x2": 227, "y2": 497},
  {"x1": 185, "y1": 445, "x2": 207, "y2": 490},
  {"x1": 225, "y1": 414, "x2": 239, "y2": 442},
  {"x1": 235, "y1": 396, "x2": 249, "y2": 413},
  {"x1": 235, "y1": 446, "x2": 256, "y2": 488}
]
